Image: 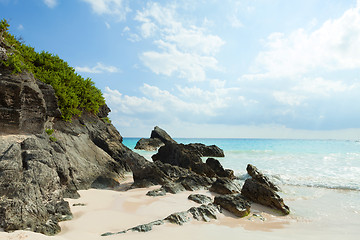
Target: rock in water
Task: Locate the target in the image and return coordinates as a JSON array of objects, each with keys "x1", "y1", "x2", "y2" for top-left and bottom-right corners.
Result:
[
  {"x1": 186, "y1": 143, "x2": 225, "y2": 157},
  {"x1": 246, "y1": 164, "x2": 279, "y2": 191},
  {"x1": 134, "y1": 138, "x2": 164, "y2": 151},
  {"x1": 241, "y1": 178, "x2": 290, "y2": 215},
  {"x1": 214, "y1": 194, "x2": 251, "y2": 218},
  {"x1": 150, "y1": 126, "x2": 177, "y2": 144}
]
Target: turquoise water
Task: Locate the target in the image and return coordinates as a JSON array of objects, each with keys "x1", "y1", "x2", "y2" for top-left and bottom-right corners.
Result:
[{"x1": 123, "y1": 138, "x2": 360, "y2": 191}]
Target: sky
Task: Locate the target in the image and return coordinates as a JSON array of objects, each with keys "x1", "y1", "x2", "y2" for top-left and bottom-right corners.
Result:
[{"x1": 1, "y1": 0, "x2": 360, "y2": 139}]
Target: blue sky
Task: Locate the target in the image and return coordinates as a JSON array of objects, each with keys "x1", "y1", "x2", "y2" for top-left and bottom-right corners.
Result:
[{"x1": 1, "y1": 0, "x2": 360, "y2": 139}]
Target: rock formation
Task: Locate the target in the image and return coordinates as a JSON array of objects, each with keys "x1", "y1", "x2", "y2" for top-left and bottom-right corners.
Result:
[
  {"x1": 0, "y1": 66, "x2": 145, "y2": 234},
  {"x1": 241, "y1": 164, "x2": 290, "y2": 215},
  {"x1": 134, "y1": 126, "x2": 176, "y2": 151}
]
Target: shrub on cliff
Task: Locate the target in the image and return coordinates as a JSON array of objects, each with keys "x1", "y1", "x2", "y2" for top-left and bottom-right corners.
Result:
[{"x1": 0, "y1": 19, "x2": 105, "y2": 121}]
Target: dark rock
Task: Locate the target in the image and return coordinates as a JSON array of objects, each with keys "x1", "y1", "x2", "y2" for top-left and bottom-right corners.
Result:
[
  {"x1": 134, "y1": 138, "x2": 164, "y2": 151},
  {"x1": 146, "y1": 188, "x2": 166, "y2": 197},
  {"x1": 188, "y1": 194, "x2": 212, "y2": 205},
  {"x1": 241, "y1": 178, "x2": 290, "y2": 215},
  {"x1": 165, "y1": 211, "x2": 191, "y2": 225},
  {"x1": 188, "y1": 203, "x2": 220, "y2": 222},
  {"x1": 72, "y1": 203, "x2": 86, "y2": 207},
  {"x1": 152, "y1": 142, "x2": 202, "y2": 169},
  {"x1": 97, "y1": 104, "x2": 111, "y2": 118},
  {"x1": 209, "y1": 178, "x2": 242, "y2": 195},
  {"x1": 206, "y1": 158, "x2": 235, "y2": 179},
  {"x1": 186, "y1": 143, "x2": 225, "y2": 157},
  {"x1": 91, "y1": 176, "x2": 119, "y2": 189},
  {"x1": 130, "y1": 220, "x2": 164, "y2": 232},
  {"x1": 162, "y1": 182, "x2": 186, "y2": 194},
  {"x1": 214, "y1": 194, "x2": 251, "y2": 218},
  {"x1": 178, "y1": 174, "x2": 214, "y2": 191},
  {"x1": 0, "y1": 69, "x2": 53, "y2": 134},
  {"x1": 150, "y1": 126, "x2": 177, "y2": 144},
  {"x1": 246, "y1": 164, "x2": 279, "y2": 191}
]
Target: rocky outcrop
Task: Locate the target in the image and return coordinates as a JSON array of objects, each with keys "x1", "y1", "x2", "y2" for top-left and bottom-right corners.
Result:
[
  {"x1": 152, "y1": 142, "x2": 230, "y2": 179},
  {"x1": 135, "y1": 126, "x2": 176, "y2": 150},
  {"x1": 0, "y1": 68, "x2": 143, "y2": 234}
]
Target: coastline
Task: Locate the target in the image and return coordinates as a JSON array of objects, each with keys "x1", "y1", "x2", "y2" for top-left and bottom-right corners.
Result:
[{"x1": 1, "y1": 174, "x2": 359, "y2": 240}]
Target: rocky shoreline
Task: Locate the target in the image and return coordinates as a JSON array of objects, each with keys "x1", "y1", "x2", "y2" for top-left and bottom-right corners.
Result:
[{"x1": 0, "y1": 63, "x2": 289, "y2": 236}]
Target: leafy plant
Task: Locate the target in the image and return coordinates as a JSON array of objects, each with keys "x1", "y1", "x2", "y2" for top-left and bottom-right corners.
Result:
[
  {"x1": 49, "y1": 136, "x2": 57, "y2": 142},
  {"x1": 0, "y1": 19, "x2": 106, "y2": 121}
]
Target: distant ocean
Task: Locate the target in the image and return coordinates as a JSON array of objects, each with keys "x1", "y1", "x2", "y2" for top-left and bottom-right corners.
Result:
[{"x1": 123, "y1": 138, "x2": 360, "y2": 191}]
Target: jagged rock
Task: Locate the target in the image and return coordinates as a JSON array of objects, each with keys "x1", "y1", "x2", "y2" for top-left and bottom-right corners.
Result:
[
  {"x1": 188, "y1": 194, "x2": 212, "y2": 205},
  {"x1": 135, "y1": 138, "x2": 164, "y2": 151},
  {"x1": 214, "y1": 194, "x2": 251, "y2": 218},
  {"x1": 165, "y1": 211, "x2": 191, "y2": 225},
  {"x1": 150, "y1": 126, "x2": 177, "y2": 144},
  {"x1": 177, "y1": 174, "x2": 214, "y2": 191},
  {"x1": 209, "y1": 178, "x2": 242, "y2": 195},
  {"x1": 246, "y1": 164, "x2": 279, "y2": 191},
  {"x1": 146, "y1": 188, "x2": 166, "y2": 197},
  {"x1": 241, "y1": 178, "x2": 290, "y2": 215},
  {"x1": 187, "y1": 143, "x2": 225, "y2": 157},
  {"x1": 206, "y1": 158, "x2": 235, "y2": 179},
  {"x1": 97, "y1": 104, "x2": 111, "y2": 118},
  {"x1": 188, "y1": 203, "x2": 220, "y2": 222}
]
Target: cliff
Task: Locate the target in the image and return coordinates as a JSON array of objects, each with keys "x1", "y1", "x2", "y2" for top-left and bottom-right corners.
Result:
[{"x1": 0, "y1": 65, "x2": 144, "y2": 234}]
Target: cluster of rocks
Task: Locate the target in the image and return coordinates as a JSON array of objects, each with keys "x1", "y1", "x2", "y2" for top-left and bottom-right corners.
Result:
[{"x1": 104, "y1": 127, "x2": 290, "y2": 236}]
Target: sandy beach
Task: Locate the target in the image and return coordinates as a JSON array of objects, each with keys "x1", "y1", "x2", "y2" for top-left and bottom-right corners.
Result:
[{"x1": 1, "y1": 174, "x2": 359, "y2": 240}]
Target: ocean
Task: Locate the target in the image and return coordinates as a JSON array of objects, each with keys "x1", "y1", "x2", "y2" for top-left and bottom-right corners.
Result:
[{"x1": 123, "y1": 138, "x2": 360, "y2": 191}]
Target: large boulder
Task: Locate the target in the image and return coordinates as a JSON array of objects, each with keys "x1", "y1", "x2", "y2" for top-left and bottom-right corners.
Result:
[
  {"x1": 206, "y1": 158, "x2": 235, "y2": 179},
  {"x1": 150, "y1": 126, "x2": 177, "y2": 144}
]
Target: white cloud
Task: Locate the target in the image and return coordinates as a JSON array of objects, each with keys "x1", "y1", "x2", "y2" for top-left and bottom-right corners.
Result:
[
  {"x1": 246, "y1": 3, "x2": 360, "y2": 79},
  {"x1": 17, "y1": 24, "x2": 24, "y2": 30},
  {"x1": 81, "y1": 0, "x2": 130, "y2": 21},
  {"x1": 43, "y1": 0, "x2": 57, "y2": 8},
  {"x1": 134, "y1": 2, "x2": 225, "y2": 82},
  {"x1": 105, "y1": 22, "x2": 111, "y2": 29},
  {"x1": 273, "y1": 91, "x2": 307, "y2": 106},
  {"x1": 293, "y1": 77, "x2": 357, "y2": 96},
  {"x1": 75, "y1": 62, "x2": 118, "y2": 74}
]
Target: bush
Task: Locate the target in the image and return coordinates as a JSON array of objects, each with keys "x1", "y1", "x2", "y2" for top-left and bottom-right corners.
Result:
[{"x1": 0, "y1": 19, "x2": 106, "y2": 121}]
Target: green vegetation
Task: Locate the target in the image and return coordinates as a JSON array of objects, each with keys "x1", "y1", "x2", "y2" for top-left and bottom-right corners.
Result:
[
  {"x1": 45, "y1": 128, "x2": 55, "y2": 135},
  {"x1": 0, "y1": 19, "x2": 105, "y2": 121},
  {"x1": 49, "y1": 136, "x2": 57, "y2": 142}
]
